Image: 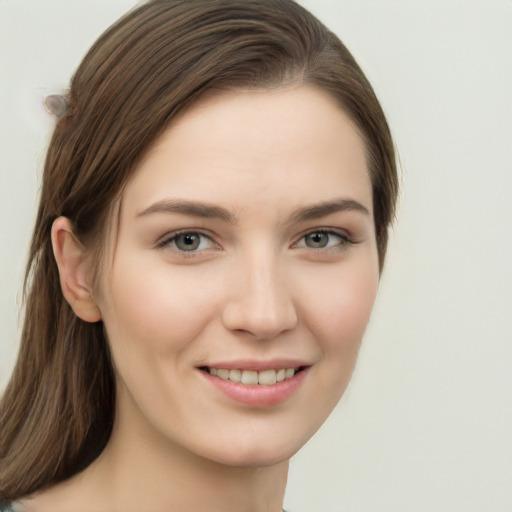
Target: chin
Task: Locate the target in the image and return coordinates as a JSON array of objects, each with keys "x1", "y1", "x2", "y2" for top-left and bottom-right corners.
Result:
[
  {"x1": 198, "y1": 429, "x2": 311, "y2": 469},
  {"x1": 210, "y1": 448, "x2": 295, "y2": 469}
]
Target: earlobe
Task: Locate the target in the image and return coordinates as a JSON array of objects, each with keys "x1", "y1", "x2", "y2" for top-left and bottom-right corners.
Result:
[{"x1": 51, "y1": 216, "x2": 101, "y2": 323}]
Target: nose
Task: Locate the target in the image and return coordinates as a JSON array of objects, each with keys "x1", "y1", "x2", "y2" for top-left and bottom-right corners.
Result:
[{"x1": 221, "y1": 251, "x2": 298, "y2": 340}]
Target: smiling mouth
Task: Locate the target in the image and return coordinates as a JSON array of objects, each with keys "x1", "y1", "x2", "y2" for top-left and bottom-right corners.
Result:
[{"x1": 199, "y1": 366, "x2": 308, "y2": 386}]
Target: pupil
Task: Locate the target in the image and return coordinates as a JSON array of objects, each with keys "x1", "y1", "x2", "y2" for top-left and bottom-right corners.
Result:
[
  {"x1": 307, "y1": 232, "x2": 328, "y2": 248},
  {"x1": 178, "y1": 234, "x2": 199, "y2": 251}
]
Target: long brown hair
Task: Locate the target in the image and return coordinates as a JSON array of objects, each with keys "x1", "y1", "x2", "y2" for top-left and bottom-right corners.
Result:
[{"x1": 0, "y1": 0, "x2": 398, "y2": 501}]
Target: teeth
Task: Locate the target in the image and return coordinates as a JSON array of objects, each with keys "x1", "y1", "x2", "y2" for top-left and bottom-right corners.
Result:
[
  {"x1": 217, "y1": 369, "x2": 230, "y2": 380},
  {"x1": 241, "y1": 370, "x2": 258, "y2": 385},
  {"x1": 229, "y1": 369, "x2": 241, "y2": 383},
  {"x1": 258, "y1": 369, "x2": 277, "y2": 386},
  {"x1": 208, "y1": 367, "x2": 297, "y2": 386}
]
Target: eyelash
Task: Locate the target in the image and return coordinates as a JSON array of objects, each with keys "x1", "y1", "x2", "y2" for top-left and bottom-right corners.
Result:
[
  {"x1": 292, "y1": 229, "x2": 355, "y2": 252},
  {"x1": 156, "y1": 229, "x2": 219, "y2": 255},
  {"x1": 156, "y1": 228, "x2": 355, "y2": 256}
]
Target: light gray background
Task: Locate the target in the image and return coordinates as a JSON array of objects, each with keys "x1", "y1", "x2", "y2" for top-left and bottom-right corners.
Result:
[{"x1": 1, "y1": 1, "x2": 511, "y2": 511}]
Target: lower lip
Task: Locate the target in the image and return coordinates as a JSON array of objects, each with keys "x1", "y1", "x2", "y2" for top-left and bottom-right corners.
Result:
[{"x1": 200, "y1": 368, "x2": 310, "y2": 407}]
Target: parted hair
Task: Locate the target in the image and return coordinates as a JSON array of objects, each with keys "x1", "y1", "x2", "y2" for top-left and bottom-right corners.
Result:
[{"x1": 0, "y1": 0, "x2": 398, "y2": 501}]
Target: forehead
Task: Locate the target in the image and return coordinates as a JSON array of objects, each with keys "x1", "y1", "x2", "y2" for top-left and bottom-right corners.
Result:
[{"x1": 122, "y1": 85, "x2": 372, "y2": 220}]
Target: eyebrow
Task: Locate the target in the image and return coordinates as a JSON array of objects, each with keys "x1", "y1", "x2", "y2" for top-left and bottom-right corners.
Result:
[
  {"x1": 136, "y1": 197, "x2": 370, "y2": 224},
  {"x1": 286, "y1": 198, "x2": 370, "y2": 224},
  {"x1": 136, "y1": 199, "x2": 238, "y2": 223}
]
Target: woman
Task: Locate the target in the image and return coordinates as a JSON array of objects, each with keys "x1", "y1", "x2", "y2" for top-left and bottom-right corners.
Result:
[{"x1": 0, "y1": 0, "x2": 398, "y2": 510}]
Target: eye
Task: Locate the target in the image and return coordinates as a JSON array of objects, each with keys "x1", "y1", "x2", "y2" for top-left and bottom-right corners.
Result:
[
  {"x1": 157, "y1": 231, "x2": 218, "y2": 253},
  {"x1": 295, "y1": 230, "x2": 352, "y2": 250}
]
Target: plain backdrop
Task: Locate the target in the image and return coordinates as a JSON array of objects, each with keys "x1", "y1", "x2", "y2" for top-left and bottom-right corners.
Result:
[{"x1": 1, "y1": 1, "x2": 511, "y2": 511}]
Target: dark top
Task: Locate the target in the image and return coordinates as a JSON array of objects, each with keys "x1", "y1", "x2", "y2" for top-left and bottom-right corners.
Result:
[
  {"x1": 0, "y1": 502, "x2": 287, "y2": 511},
  {"x1": 0, "y1": 503, "x2": 18, "y2": 512}
]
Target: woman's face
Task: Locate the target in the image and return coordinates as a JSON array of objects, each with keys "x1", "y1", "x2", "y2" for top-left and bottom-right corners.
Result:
[{"x1": 96, "y1": 86, "x2": 379, "y2": 467}]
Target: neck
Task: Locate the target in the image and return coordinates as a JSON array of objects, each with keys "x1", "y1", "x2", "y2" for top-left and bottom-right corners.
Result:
[
  {"x1": 81, "y1": 390, "x2": 289, "y2": 512},
  {"x1": 94, "y1": 433, "x2": 288, "y2": 512}
]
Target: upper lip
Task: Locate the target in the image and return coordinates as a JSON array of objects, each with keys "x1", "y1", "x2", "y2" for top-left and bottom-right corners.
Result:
[{"x1": 198, "y1": 359, "x2": 312, "y2": 371}]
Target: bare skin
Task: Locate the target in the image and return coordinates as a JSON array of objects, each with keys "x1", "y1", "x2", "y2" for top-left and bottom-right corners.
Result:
[
  {"x1": 21, "y1": 418, "x2": 287, "y2": 512},
  {"x1": 21, "y1": 86, "x2": 378, "y2": 512}
]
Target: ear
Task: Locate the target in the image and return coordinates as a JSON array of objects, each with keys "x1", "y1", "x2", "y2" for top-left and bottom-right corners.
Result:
[{"x1": 51, "y1": 216, "x2": 101, "y2": 323}]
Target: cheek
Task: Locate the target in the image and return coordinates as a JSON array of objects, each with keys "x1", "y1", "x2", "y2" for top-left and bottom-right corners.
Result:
[
  {"x1": 330, "y1": 271, "x2": 378, "y2": 339},
  {"x1": 100, "y1": 259, "x2": 220, "y2": 358},
  {"x1": 299, "y1": 255, "x2": 379, "y2": 379},
  {"x1": 304, "y1": 259, "x2": 378, "y2": 337}
]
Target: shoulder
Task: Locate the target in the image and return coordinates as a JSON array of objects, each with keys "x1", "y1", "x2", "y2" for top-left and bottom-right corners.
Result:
[
  {"x1": 10, "y1": 465, "x2": 109, "y2": 512},
  {"x1": 0, "y1": 503, "x2": 20, "y2": 512}
]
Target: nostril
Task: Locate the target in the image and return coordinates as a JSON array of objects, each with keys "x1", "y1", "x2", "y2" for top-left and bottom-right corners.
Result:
[{"x1": 220, "y1": 275, "x2": 298, "y2": 339}]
